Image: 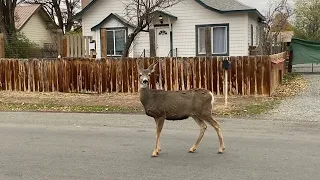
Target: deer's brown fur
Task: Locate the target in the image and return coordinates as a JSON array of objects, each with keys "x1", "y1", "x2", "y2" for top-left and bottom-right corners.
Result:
[{"x1": 138, "y1": 61, "x2": 225, "y2": 157}]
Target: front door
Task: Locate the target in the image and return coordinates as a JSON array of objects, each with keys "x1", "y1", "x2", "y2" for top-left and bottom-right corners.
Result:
[{"x1": 155, "y1": 26, "x2": 170, "y2": 57}]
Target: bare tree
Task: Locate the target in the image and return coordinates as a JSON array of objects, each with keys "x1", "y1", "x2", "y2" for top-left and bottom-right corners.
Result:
[
  {"x1": 23, "y1": 0, "x2": 81, "y2": 33},
  {"x1": 0, "y1": 0, "x2": 18, "y2": 36},
  {"x1": 122, "y1": 0, "x2": 183, "y2": 57},
  {"x1": 258, "y1": 0, "x2": 293, "y2": 55}
]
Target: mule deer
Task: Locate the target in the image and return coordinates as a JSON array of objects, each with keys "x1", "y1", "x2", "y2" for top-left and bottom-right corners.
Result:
[{"x1": 138, "y1": 61, "x2": 225, "y2": 157}]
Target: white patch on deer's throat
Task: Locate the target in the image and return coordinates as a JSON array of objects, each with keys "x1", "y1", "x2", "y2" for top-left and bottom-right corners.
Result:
[{"x1": 209, "y1": 91, "x2": 214, "y2": 105}]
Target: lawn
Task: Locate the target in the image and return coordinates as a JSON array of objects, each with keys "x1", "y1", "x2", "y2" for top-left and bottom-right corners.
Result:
[{"x1": 0, "y1": 73, "x2": 307, "y2": 117}]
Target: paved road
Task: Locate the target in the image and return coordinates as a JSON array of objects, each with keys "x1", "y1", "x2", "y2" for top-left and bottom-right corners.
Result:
[{"x1": 0, "y1": 112, "x2": 319, "y2": 180}]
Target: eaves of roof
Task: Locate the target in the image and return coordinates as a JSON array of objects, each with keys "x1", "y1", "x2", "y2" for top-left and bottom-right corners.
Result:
[{"x1": 73, "y1": 0, "x2": 265, "y2": 21}]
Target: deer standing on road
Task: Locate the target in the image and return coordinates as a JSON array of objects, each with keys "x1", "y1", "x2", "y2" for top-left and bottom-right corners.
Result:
[{"x1": 138, "y1": 61, "x2": 225, "y2": 157}]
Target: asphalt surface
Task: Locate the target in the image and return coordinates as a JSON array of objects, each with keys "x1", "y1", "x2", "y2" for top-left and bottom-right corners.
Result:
[{"x1": 0, "y1": 112, "x2": 319, "y2": 180}]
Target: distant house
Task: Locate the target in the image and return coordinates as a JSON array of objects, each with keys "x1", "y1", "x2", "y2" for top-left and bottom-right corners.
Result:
[
  {"x1": 75, "y1": 0, "x2": 265, "y2": 58},
  {"x1": 15, "y1": 4, "x2": 62, "y2": 48},
  {"x1": 271, "y1": 31, "x2": 294, "y2": 43}
]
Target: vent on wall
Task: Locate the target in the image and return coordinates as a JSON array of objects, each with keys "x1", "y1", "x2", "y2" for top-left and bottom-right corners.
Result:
[{"x1": 159, "y1": 30, "x2": 168, "y2": 35}]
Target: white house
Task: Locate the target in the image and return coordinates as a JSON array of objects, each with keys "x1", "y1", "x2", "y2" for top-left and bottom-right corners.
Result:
[{"x1": 75, "y1": 0, "x2": 265, "y2": 58}]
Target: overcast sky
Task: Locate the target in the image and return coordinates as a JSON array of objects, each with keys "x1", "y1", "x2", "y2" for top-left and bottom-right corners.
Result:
[{"x1": 237, "y1": 0, "x2": 294, "y2": 15}]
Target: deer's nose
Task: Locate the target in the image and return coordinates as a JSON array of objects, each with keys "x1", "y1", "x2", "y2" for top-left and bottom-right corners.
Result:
[{"x1": 143, "y1": 80, "x2": 148, "y2": 84}]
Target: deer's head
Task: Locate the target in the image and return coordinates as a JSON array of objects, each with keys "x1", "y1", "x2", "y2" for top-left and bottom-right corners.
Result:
[{"x1": 138, "y1": 61, "x2": 158, "y2": 89}]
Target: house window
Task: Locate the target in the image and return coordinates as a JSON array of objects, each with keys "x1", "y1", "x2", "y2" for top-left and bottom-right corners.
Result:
[
  {"x1": 106, "y1": 28, "x2": 126, "y2": 56},
  {"x1": 212, "y1": 26, "x2": 227, "y2": 54},
  {"x1": 256, "y1": 26, "x2": 259, "y2": 45},
  {"x1": 198, "y1": 27, "x2": 206, "y2": 54},
  {"x1": 197, "y1": 24, "x2": 228, "y2": 55},
  {"x1": 251, "y1": 24, "x2": 253, "y2": 46}
]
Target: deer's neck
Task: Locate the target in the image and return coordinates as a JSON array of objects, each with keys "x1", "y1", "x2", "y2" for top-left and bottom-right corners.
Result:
[{"x1": 139, "y1": 88, "x2": 152, "y2": 106}]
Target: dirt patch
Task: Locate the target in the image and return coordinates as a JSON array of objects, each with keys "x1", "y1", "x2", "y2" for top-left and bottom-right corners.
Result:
[
  {"x1": 0, "y1": 90, "x2": 273, "y2": 116},
  {"x1": 0, "y1": 73, "x2": 307, "y2": 117}
]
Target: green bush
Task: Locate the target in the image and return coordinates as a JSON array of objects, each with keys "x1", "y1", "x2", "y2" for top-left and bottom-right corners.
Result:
[{"x1": 5, "y1": 32, "x2": 43, "y2": 58}]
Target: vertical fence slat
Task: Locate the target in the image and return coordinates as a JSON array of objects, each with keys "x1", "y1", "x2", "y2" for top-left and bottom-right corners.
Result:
[
  {"x1": 127, "y1": 58, "x2": 133, "y2": 92},
  {"x1": 249, "y1": 56, "x2": 256, "y2": 95},
  {"x1": 230, "y1": 56, "x2": 236, "y2": 95},
  {"x1": 256, "y1": 56, "x2": 263, "y2": 94},
  {"x1": 218, "y1": 57, "x2": 223, "y2": 95},
  {"x1": 186, "y1": 57, "x2": 191, "y2": 90},
  {"x1": 133, "y1": 58, "x2": 138, "y2": 92}
]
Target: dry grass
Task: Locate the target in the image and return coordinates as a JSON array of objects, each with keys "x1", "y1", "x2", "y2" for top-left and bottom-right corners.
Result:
[
  {"x1": 272, "y1": 73, "x2": 308, "y2": 98},
  {"x1": 0, "y1": 73, "x2": 308, "y2": 117}
]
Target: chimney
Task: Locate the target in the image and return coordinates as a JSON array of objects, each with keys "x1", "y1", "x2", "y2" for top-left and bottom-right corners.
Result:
[{"x1": 81, "y1": 0, "x2": 93, "y2": 9}]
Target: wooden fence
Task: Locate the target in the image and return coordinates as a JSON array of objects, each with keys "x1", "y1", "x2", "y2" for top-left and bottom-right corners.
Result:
[
  {"x1": 0, "y1": 33, "x2": 4, "y2": 58},
  {"x1": 269, "y1": 52, "x2": 287, "y2": 95},
  {"x1": 62, "y1": 35, "x2": 93, "y2": 58},
  {"x1": 0, "y1": 52, "x2": 286, "y2": 96}
]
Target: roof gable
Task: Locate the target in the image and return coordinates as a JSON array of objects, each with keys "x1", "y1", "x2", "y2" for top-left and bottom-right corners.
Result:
[
  {"x1": 91, "y1": 13, "x2": 135, "y2": 31},
  {"x1": 15, "y1": 4, "x2": 41, "y2": 30},
  {"x1": 74, "y1": 0, "x2": 265, "y2": 20},
  {"x1": 15, "y1": 4, "x2": 58, "y2": 31}
]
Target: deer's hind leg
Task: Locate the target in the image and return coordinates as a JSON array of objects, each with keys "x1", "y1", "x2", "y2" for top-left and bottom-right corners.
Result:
[
  {"x1": 203, "y1": 116, "x2": 225, "y2": 154},
  {"x1": 152, "y1": 117, "x2": 165, "y2": 157},
  {"x1": 189, "y1": 116, "x2": 207, "y2": 153}
]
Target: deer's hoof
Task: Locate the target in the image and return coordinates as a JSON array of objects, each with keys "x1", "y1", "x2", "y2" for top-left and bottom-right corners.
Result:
[
  {"x1": 151, "y1": 150, "x2": 159, "y2": 157},
  {"x1": 189, "y1": 149, "x2": 196, "y2": 153},
  {"x1": 218, "y1": 147, "x2": 225, "y2": 154},
  {"x1": 218, "y1": 150, "x2": 224, "y2": 154}
]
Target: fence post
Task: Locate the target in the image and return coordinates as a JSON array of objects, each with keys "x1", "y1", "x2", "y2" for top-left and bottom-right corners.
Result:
[
  {"x1": 0, "y1": 33, "x2": 4, "y2": 58},
  {"x1": 288, "y1": 50, "x2": 293, "y2": 73}
]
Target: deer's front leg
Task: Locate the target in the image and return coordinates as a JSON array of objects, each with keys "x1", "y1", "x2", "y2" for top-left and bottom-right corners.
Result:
[
  {"x1": 152, "y1": 117, "x2": 165, "y2": 157},
  {"x1": 189, "y1": 116, "x2": 207, "y2": 153}
]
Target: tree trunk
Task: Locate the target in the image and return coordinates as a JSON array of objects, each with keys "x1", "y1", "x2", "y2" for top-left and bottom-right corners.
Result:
[
  {"x1": 123, "y1": 32, "x2": 138, "y2": 57},
  {"x1": 52, "y1": 0, "x2": 64, "y2": 33},
  {"x1": 0, "y1": 0, "x2": 17, "y2": 37},
  {"x1": 122, "y1": 24, "x2": 148, "y2": 57}
]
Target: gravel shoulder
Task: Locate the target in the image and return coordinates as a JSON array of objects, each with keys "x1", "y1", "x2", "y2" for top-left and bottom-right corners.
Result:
[{"x1": 260, "y1": 74, "x2": 320, "y2": 121}]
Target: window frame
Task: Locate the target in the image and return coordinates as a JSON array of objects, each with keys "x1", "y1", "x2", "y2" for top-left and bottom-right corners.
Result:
[
  {"x1": 211, "y1": 26, "x2": 228, "y2": 55},
  {"x1": 105, "y1": 27, "x2": 128, "y2": 57},
  {"x1": 256, "y1": 26, "x2": 260, "y2": 46},
  {"x1": 197, "y1": 27, "x2": 206, "y2": 55},
  {"x1": 251, "y1": 24, "x2": 254, "y2": 46},
  {"x1": 195, "y1": 23, "x2": 229, "y2": 56}
]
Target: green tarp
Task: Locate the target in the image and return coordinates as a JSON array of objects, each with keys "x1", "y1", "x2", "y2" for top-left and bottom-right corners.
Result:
[{"x1": 290, "y1": 37, "x2": 320, "y2": 65}]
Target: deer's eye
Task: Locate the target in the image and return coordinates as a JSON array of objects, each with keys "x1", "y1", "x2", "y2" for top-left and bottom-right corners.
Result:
[
  {"x1": 148, "y1": 73, "x2": 151, "y2": 76},
  {"x1": 139, "y1": 74, "x2": 142, "y2": 77}
]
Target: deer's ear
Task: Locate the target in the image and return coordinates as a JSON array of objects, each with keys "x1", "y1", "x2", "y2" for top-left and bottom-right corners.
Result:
[{"x1": 148, "y1": 61, "x2": 158, "y2": 73}]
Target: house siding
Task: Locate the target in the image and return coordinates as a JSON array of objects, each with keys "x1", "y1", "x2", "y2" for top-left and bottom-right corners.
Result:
[
  {"x1": 248, "y1": 13, "x2": 260, "y2": 47},
  {"x1": 82, "y1": 0, "x2": 254, "y2": 57},
  {"x1": 20, "y1": 12, "x2": 54, "y2": 46},
  {"x1": 82, "y1": 0, "x2": 133, "y2": 58},
  {"x1": 166, "y1": 0, "x2": 249, "y2": 57}
]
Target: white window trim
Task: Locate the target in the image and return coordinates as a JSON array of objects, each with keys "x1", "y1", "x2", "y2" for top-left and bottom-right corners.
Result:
[
  {"x1": 106, "y1": 29, "x2": 127, "y2": 57},
  {"x1": 198, "y1": 27, "x2": 206, "y2": 55},
  {"x1": 211, "y1": 26, "x2": 228, "y2": 55}
]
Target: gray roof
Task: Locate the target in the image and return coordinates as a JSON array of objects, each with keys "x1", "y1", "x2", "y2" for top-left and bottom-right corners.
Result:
[
  {"x1": 74, "y1": 0, "x2": 265, "y2": 20},
  {"x1": 199, "y1": 0, "x2": 255, "y2": 11},
  {"x1": 196, "y1": 0, "x2": 265, "y2": 19}
]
